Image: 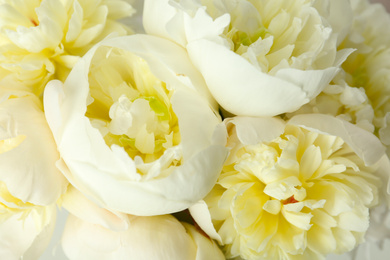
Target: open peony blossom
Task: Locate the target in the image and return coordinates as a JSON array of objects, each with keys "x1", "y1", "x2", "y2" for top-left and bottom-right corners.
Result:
[
  {"x1": 0, "y1": 87, "x2": 67, "y2": 205},
  {"x1": 202, "y1": 114, "x2": 388, "y2": 259},
  {"x1": 44, "y1": 34, "x2": 228, "y2": 216},
  {"x1": 0, "y1": 0, "x2": 135, "y2": 95},
  {"x1": 0, "y1": 182, "x2": 56, "y2": 260},
  {"x1": 143, "y1": 0, "x2": 353, "y2": 116}
]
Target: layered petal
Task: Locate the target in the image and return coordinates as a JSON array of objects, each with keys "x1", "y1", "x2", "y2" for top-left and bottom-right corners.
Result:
[{"x1": 0, "y1": 0, "x2": 135, "y2": 95}]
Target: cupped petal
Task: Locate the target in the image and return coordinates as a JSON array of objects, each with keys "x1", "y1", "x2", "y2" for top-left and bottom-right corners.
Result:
[
  {"x1": 62, "y1": 214, "x2": 197, "y2": 260},
  {"x1": 186, "y1": 39, "x2": 310, "y2": 116},
  {"x1": 189, "y1": 200, "x2": 222, "y2": 244},
  {"x1": 0, "y1": 205, "x2": 56, "y2": 260},
  {"x1": 0, "y1": 91, "x2": 67, "y2": 205},
  {"x1": 288, "y1": 114, "x2": 386, "y2": 166}
]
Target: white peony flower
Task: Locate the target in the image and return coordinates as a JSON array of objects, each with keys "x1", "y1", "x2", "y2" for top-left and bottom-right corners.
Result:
[
  {"x1": 143, "y1": 0, "x2": 353, "y2": 117},
  {"x1": 0, "y1": 0, "x2": 135, "y2": 95},
  {"x1": 319, "y1": 0, "x2": 390, "y2": 156},
  {"x1": 201, "y1": 114, "x2": 388, "y2": 259},
  {"x1": 0, "y1": 182, "x2": 56, "y2": 260},
  {"x1": 44, "y1": 34, "x2": 228, "y2": 216},
  {"x1": 0, "y1": 87, "x2": 67, "y2": 205}
]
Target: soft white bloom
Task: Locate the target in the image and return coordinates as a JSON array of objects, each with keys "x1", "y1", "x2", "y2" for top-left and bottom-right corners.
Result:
[
  {"x1": 144, "y1": 0, "x2": 353, "y2": 116},
  {"x1": 0, "y1": 87, "x2": 67, "y2": 205},
  {"x1": 340, "y1": 0, "x2": 390, "y2": 155},
  {"x1": 0, "y1": 182, "x2": 56, "y2": 260},
  {"x1": 44, "y1": 34, "x2": 228, "y2": 216},
  {"x1": 287, "y1": 0, "x2": 390, "y2": 155},
  {"x1": 0, "y1": 0, "x2": 135, "y2": 95},
  {"x1": 62, "y1": 213, "x2": 224, "y2": 260},
  {"x1": 201, "y1": 114, "x2": 388, "y2": 259}
]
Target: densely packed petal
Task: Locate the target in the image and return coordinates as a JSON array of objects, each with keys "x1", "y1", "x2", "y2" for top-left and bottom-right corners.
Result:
[
  {"x1": 0, "y1": 0, "x2": 135, "y2": 95},
  {"x1": 203, "y1": 114, "x2": 388, "y2": 259}
]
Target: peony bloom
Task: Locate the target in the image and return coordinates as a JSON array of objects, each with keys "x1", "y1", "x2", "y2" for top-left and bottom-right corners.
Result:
[
  {"x1": 0, "y1": 87, "x2": 67, "y2": 205},
  {"x1": 339, "y1": 0, "x2": 390, "y2": 154},
  {"x1": 289, "y1": 0, "x2": 390, "y2": 157},
  {"x1": 44, "y1": 34, "x2": 228, "y2": 216},
  {"x1": 0, "y1": 182, "x2": 56, "y2": 260},
  {"x1": 144, "y1": 0, "x2": 353, "y2": 116},
  {"x1": 62, "y1": 213, "x2": 224, "y2": 260},
  {"x1": 202, "y1": 114, "x2": 389, "y2": 259},
  {"x1": 0, "y1": 0, "x2": 135, "y2": 95}
]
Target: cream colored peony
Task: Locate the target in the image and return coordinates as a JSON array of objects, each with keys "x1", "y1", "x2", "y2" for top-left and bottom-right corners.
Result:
[
  {"x1": 202, "y1": 115, "x2": 388, "y2": 259},
  {"x1": 144, "y1": 0, "x2": 353, "y2": 116},
  {"x1": 287, "y1": 0, "x2": 390, "y2": 156},
  {"x1": 0, "y1": 0, "x2": 135, "y2": 96},
  {"x1": 44, "y1": 34, "x2": 228, "y2": 216}
]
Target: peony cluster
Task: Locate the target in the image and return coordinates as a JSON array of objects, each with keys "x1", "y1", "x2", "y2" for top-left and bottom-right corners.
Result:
[{"x1": 0, "y1": 0, "x2": 390, "y2": 260}]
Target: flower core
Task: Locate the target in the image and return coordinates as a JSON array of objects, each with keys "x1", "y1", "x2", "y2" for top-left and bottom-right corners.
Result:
[{"x1": 86, "y1": 47, "x2": 181, "y2": 166}]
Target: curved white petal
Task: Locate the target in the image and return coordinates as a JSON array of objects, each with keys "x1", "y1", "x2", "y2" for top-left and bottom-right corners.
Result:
[
  {"x1": 187, "y1": 39, "x2": 310, "y2": 116},
  {"x1": 62, "y1": 214, "x2": 197, "y2": 260},
  {"x1": 189, "y1": 200, "x2": 222, "y2": 244},
  {"x1": 0, "y1": 92, "x2": 67, "y2": 205}
]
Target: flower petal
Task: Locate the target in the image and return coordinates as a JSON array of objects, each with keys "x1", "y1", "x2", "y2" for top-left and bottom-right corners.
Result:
[
  {"x1": 0, "y1": 92, "x2": 67, "y2": 205},
  {"x1": 62, "y1": 214, "x2": 198, "y2": 260}
]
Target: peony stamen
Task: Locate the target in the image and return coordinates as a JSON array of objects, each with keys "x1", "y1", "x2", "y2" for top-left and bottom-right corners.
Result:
[
  {"x1": 30, "y1": 19, "x2": 38, "y2": 26},
  {"x1": 282, "y1": 196, "x2": 299, "y2": 205}
]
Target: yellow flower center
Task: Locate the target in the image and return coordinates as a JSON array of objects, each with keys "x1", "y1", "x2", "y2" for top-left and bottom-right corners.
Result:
[{"x1": 86, "y1": 47, "x2": 181, "y2": 165}]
